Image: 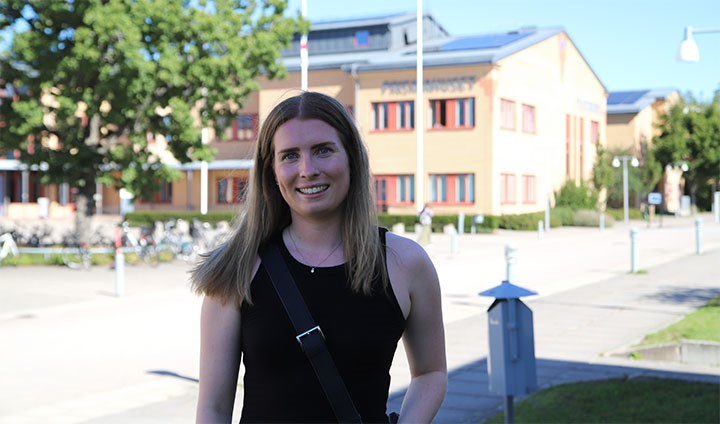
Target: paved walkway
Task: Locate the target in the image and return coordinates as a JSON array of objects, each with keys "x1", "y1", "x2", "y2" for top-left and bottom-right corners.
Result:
[{"x1": 0, "y1": 214, "x2": 719, "y2": 423}]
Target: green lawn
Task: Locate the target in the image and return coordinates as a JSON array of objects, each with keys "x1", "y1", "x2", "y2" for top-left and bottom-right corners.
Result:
[
  {"x1": 639, "y1": 296, "x2": 720, "y2": 345},
  {"x1": 483, "y1": 297, "x2": 720, "y2": 423},
  {"x1": 483, "y1": 377, "x2": 719, "y2": 423}
]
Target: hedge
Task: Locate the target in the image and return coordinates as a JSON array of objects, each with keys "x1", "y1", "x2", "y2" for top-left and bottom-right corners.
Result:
[
  {"x1": 124, "y1": 211, "x2": 236, "y2": 227},
  {"x1": 125, "y1": 207, "x2": 639, "y2": 231}
]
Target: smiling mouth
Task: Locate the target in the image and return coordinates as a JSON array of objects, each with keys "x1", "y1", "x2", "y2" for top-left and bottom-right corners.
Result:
[{"x1": 297, "y1": 185, "x2": 329, "y2": 195}]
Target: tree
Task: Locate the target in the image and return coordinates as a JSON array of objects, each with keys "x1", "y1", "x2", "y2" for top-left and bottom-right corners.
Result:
[
  {"x1": 0, "y1": 0, "x2": 305, "y2": 215},
  {"x1": 591, "y1": 143, "x2": 615, "y2": 208},
  {"x1": 652, "y1": 94, "x2": 720, "y2": 211},
  {"x1": 592, "y1": 145, "x2": 647, "y2": 211}
]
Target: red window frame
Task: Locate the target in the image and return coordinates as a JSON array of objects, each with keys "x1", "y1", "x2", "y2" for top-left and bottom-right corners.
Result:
[
  {"x1": 228, "y1": 113, "x2": 258, "y2": 142},
  {"x1": 372, "y1": 101, "x2": 414, "y2": 132},
  {"x1": 501, "y1": 173, "x2": 516, "y2": 204},
  {"x1": 590, "y1": 120, "x2": 599, "y2": 144},
  {"x1": 522, "y1": 175, "x2": 536, "y2": 204},
  {"x1": 429, "y1": 98, "x2": 475, "y2": 129},
  {"x1": 217, "y1": 177, "x2": 247, "y2": 204},
  {"x1": 522, "y1": 104, "x2": 536, "y2": 134},
  {"x1": 501, "y1": 99, "x2": 516, "y2": 130}
]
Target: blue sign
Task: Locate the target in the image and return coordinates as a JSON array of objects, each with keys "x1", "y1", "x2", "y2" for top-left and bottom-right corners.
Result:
[{"x1": 648, "y1": 192, "x2": 662, "y2": 205}]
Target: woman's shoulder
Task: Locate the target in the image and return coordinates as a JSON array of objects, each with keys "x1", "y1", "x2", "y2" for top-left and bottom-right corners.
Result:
[{"x1": 384, "y1": 230, "x2": 433, "y2": 269}]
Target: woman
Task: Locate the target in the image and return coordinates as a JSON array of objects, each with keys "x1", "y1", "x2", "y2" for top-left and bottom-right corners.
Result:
[{"x1": 192, "y1": 91, "x2": 447, "y2": 423}]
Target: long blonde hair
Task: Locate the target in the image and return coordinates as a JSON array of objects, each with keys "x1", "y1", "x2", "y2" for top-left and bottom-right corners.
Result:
[{"x1": 190, "y1": 91, "x2": 386, "y2": 305}]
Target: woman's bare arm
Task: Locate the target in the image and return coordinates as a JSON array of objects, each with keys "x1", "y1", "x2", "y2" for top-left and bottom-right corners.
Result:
[{"x1": 196, "y1": 295, "x2": 243, "y2": 424}]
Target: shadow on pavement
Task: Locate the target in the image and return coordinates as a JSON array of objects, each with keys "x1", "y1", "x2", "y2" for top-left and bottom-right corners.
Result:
[
  {"x1": 146, "y1": 369, "x2": 199, "y2": 383},
  {"x1": 643, "y1": 286, "x2": 720, "y2": 304},
  {"x1": 388, "y1": 356, "x2": 719, "y2": 424}
]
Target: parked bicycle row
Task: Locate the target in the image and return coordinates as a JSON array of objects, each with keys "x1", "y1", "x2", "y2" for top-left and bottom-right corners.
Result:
[{"x1": 0, "y1": 218, "x2": 231, "y2": 269}]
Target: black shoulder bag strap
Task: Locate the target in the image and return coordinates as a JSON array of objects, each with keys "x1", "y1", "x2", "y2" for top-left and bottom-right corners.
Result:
[{"x1": 260, "y1": 242, "x2": 363, "y2": 424}]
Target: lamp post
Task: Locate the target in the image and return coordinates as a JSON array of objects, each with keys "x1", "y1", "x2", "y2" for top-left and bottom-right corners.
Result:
[
  {"x1": 612, "y1": 155, "x2": 639, "y2": 224},
  {"x1": 678, "y1": 26, "x2": 720, "y2": 62}
]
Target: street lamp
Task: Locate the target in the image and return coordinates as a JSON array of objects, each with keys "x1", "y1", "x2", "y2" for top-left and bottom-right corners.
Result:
[
  {"x1": 677, "y1": 26, "x2": 720, "y2": 62},
  {"x1": 612, "y1": 155, "x2": 639, "y2": 224},
  {"x1": 664, "y1": 161, "x2": 689, "y2": 215},
  {"x1": 665, "y1": 161, "x2": 689, "y2": 173}
]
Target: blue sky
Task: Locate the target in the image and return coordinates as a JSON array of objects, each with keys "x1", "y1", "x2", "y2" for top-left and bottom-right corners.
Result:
[{"x1": 288, "y1": 0, "x2": 720, "y2": 102}]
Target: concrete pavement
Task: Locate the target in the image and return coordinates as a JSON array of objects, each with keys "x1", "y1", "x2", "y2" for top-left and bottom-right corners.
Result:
[{"x1": 0, "y1": 213, "x2": 719, "y2": 423}]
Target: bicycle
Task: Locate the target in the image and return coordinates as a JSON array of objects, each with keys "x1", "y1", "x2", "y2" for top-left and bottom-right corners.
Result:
[
  {"x1": 120, "y1": 221, "x2": 160, "y2": 266},
  {"x1": 61, "y1": 241, "x2": 92, "y2": 270},
  {"x1": 158, "y1": 219, "x2": 197, "y2": 262},
  {"x1": 0, "y1": 232, "x2": 19, "y2": 265}
]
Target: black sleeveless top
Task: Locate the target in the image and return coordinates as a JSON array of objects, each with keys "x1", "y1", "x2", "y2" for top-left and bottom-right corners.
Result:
[{"x1": 239, "y1": 228, "x2": 406, "y2": 423}]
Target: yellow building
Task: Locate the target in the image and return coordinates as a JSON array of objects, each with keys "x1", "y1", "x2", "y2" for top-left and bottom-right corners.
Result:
[
  {"x1": 606, "y1": 88, "x2": 679, "y2": 153},
  {"x1": 131, "y1": 12, "x2": 608, "y2": 218},
  {"x1": 606, "y1": 89, "x2": 682, "y2": 213},
  {"x1": 2, "y1": 13, "x2": 609, "y2": 219}
]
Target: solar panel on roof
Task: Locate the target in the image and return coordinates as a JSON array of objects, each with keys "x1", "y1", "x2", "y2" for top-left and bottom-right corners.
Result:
[
  {"x1": 441, "y1": 32, "x2": 532, "y2": 51},
  {"x1": 607, "y1": 90, "x2": 649, "y2": 105}
]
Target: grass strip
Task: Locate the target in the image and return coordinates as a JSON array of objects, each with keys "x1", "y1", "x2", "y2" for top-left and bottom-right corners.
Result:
[{"x1": 483, "y1": 377, "x2": 719, "y2": 423}]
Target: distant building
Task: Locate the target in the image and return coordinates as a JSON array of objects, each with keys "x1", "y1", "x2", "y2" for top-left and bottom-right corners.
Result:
[
  {"x1": 606, "y1": 88, "x2": 682, "y2": 213},
  {"x1": 3, "y1": 12, "x2": 610, "y2": 218}
]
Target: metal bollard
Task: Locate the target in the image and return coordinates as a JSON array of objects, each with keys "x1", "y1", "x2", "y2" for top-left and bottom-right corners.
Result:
[
  {"x1": 714, "y1": 192, "x2": 720, "y2": 224},
  {"x1": 630, "y1": 227, "x2": 639, "y2": 273},
  {"x1": 599, "y1": 213, "x2": 605, "y2": 231},
  {"x1": 450, "y1": 228, "x2": 459, "y2": 256},
  {"x1": 537, "y1": 220, "x2": 544, "y2": 240},
  {"x1": 695, "y1": 218, "x2": 703, "y2": 255},
  {"x1": 545, "y1": 198, "x2": 551, "y2": 232},
  {"x1": 505, "y1": 243, "x2": 518, "y2": 283},
  {"x1": 458, "y1": 212, "x2": 465, "y2": 235}
]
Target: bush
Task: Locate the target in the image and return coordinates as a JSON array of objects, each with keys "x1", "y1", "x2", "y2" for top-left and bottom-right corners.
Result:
[
  {"x1": 550, "y1": 207, "x2": 574, "y2": 227},
  {"x1": 606, "y1": 207, "x2": 643, "y2": 221},
  {"x1": 377, "y1": 213, "x2": 499, "y2": 233},
  {"x1": 572, "y1": 209, "x2": 615, "y2": 227},
  {"x1": 555, "y1": 180, "x2": 599, "y2": 210},
  {"x1": 497, "y1": 212, "x2": 546, "y2": 231}
]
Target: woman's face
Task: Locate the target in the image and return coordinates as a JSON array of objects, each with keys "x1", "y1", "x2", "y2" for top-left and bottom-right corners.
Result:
[{"x1": 272, "y1": 118, "x2": 350, "y2": 222}]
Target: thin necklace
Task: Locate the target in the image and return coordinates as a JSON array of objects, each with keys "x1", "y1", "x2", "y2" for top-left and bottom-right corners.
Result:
[{"x1": 287, "y1": 228, "x2": 342, "y2": 274}]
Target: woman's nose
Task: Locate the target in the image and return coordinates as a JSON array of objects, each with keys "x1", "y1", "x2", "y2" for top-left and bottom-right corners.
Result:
[{"x1": 299, "y1": 155, "x2": 319, "y2": 178}]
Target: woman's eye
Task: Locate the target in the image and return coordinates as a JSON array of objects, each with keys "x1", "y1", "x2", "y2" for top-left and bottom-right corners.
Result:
[
  {"x1": 317, "y1": 146, "x2": 332, "y2": 155},
  {"x1": 281, "y1": 152, "x2": 299, "y2": 161}
]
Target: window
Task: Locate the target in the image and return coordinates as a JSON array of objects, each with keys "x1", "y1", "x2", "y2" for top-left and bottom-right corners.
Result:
[
  {"x1": 565, "y1": 114, "x2": 571, "y2": 177},
  {"x1": 374, "y1": 175, "x2": 414, "y2": 207},
  {"x1": 522, "y1": 104, "x2": 536, "y2": 134},
  {"x1": 430, "y1": 175, "x2": 447, "y2": 202},
  {"x1": 501, "y1": 99, "x2": 516, "y2": 130},
  {"x1": 522, "y1": 175, "x2": 536, "y2": 204},
  {"x1": 372, "y1": 101, "x2": 414, "y2": 131},
  {"x1": 217, "y1": 177, "x2": 247, "y2": 204},
  {"x1": 143, "y1": 181, "x2": 172, "y2": 204},
  {"x1": 430, "y1": 174, "x2": 475, "y2": 204},
  {"x1": 354, "y1": 30, "x2": 369, "y2": 48},
  {"x1": 579, "y1": 118, "x2": 584, "y2": 177},
  {"x1": 456, "y1": 174, "x2": 475, "y2": 202},
  {"x1": 230, "y1": 114, "x2": 258, "y2": 142},
  {"x1": 590, "y1": 120, "x2": 599, "y2": 144},
  {"x1": 397, "y1": 175, "x2": 415, "y2": 203},
  {"x1": 501, "y1": 173, "x2": 516, "y2": 204},
  {"x1": 429, "y1": 98, "x2": 475, "y2": 129}
]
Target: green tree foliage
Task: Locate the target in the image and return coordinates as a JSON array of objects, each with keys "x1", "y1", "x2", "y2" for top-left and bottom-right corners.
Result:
[
  {"x1": 652, "y1": 94, "x2": 720, "y2": 210},
  {"x1": 0, "y1": 0, "x2": 305, "y2": 214},
  {"x1": 591, "y1": 143, "x2": 615, "y2": 192},
  {"x1": 555, "y1": 179, "x2": 598, "y2": 210}
]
